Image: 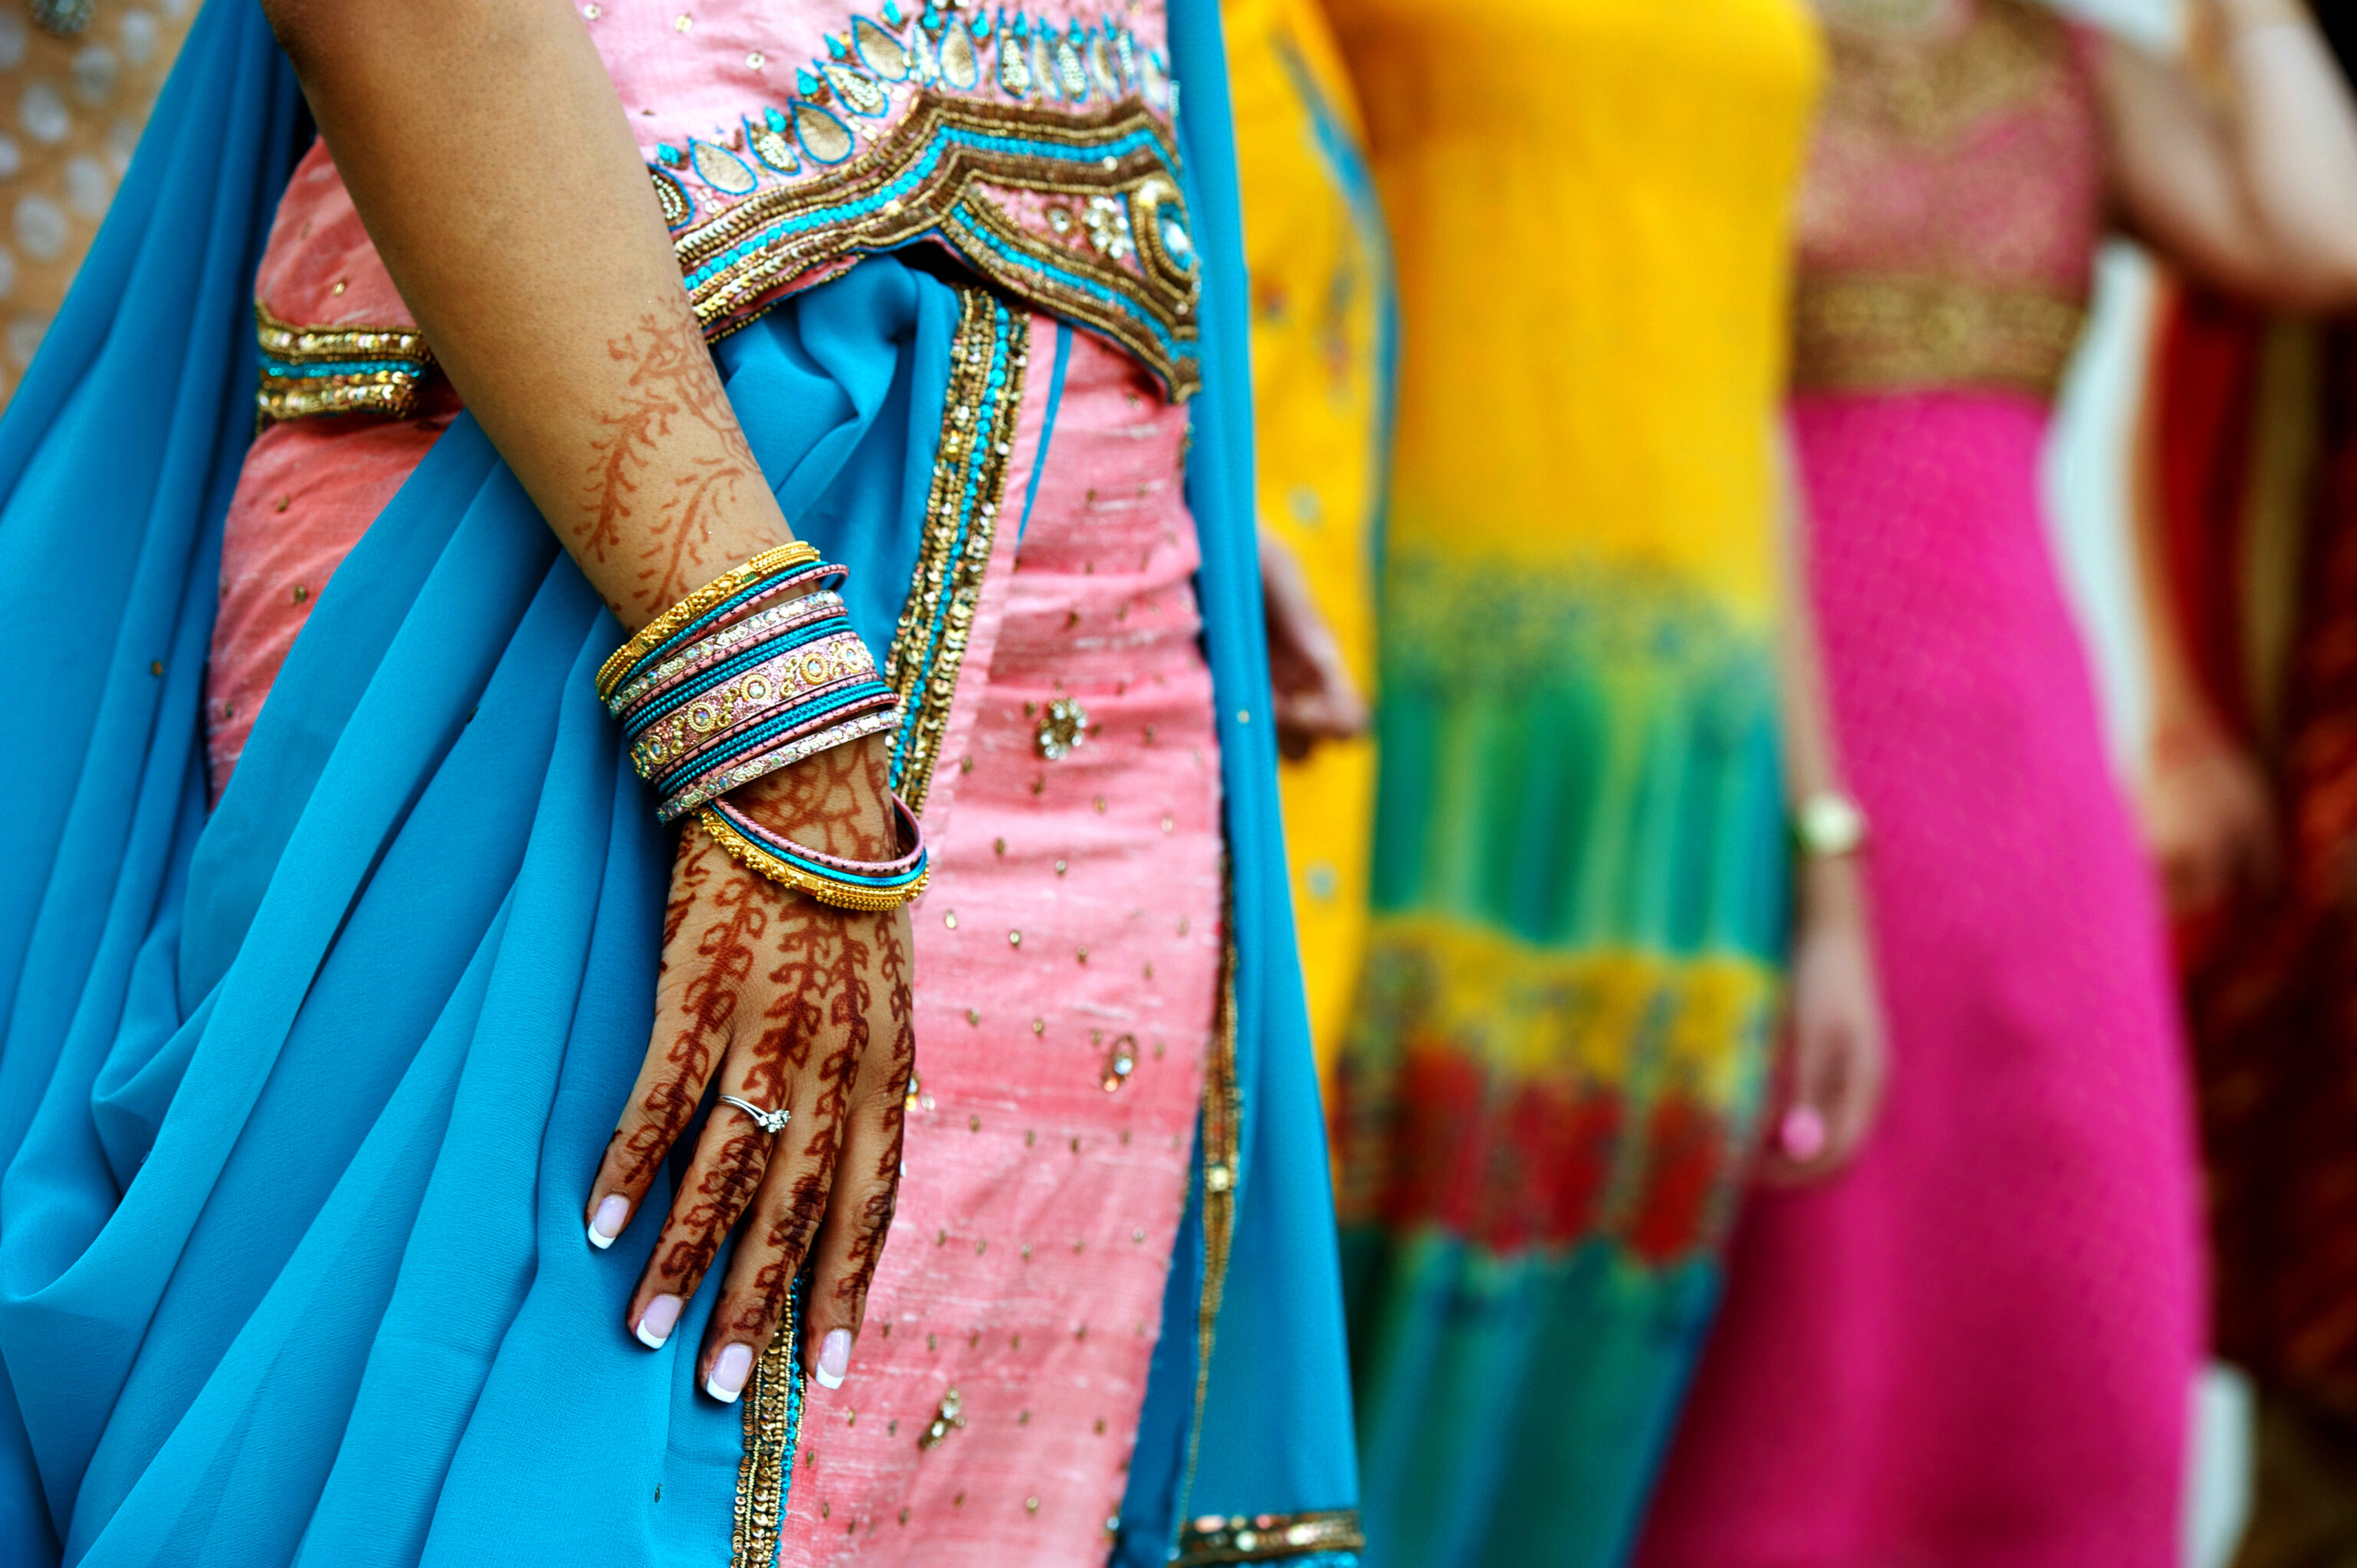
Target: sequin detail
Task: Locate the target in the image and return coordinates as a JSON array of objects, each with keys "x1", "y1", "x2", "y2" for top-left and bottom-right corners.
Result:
[
  {"x1": 253, "y1": 301, "x2": 433, "y2": 422},
  {"x1": 1179, "y1": 913, "x2": 1241, "y2": 1504},
  {"x1": 885, "y1": 285, "x2": 1028, "y2": 812},
  {"x1": 647, "y1": 6, "x2": 1198, "y2": 395},
  {"x1": 730, "y1": 1286, "x2": 806, "y2": 1568},
  {"x1": 1790, "y1": 275, "x2": 2086, "y2": 400},
  {"x1": 1175, "y1": 1510, "x2": 1366, "y2": 1565}
]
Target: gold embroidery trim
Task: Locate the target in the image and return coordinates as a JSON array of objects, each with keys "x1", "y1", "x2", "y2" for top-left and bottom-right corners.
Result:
[
  {"x1": 882, "y1": 285, "x2": 1029, "y2": 815},
  {"x1": 253, "y1": 301, "x2": 436, "y2": 423},
  {"x1": 1823, "y1": 0, "x2": 2071, "y2": 145},
  {"x1": 1178, "y1": 894, "x2": 1242, "y2": 1514},
  {"x1": 1791, "y1": 275, "x2": 2087, "y2": 400},
  {"x1": 730, "y1": 1287, "x2": 805, "y2": 1568},
  {"x1": 674, "y1": 94, "x2": 1197, "y2": 398},
  {"x1": 1177, "y1": 1508, "x2": 1366, "y2": 1565}
]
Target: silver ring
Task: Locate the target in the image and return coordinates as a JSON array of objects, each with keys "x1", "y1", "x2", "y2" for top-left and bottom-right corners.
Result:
[{"x1": 717, "y1": 1094, "x2": 791, "y2": 1137}]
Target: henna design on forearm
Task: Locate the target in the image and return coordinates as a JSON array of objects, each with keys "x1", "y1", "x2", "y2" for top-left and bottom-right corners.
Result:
[{"x1": 579, "y1": 307, "x2": 764, "y2": 615}]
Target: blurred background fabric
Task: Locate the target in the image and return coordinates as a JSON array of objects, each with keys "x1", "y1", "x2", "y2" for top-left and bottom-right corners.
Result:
[
  {"x1": 0, "y1": 0, "x2": 196, "y2": 410},
  {"x1": 1320, "y1": 1, "x2": 1818, "y2": 1562},
  {"x1": 1223, "y1": 0, "x2": 1392, "y2": 1077}
]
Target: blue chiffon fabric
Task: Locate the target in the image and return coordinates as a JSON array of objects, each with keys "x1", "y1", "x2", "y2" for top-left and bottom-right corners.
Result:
[{"x1": 0, "y1": 2, "x2": 1357, "y2": 1563}]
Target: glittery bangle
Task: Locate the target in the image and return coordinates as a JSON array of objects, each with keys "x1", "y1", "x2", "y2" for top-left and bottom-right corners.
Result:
[
  {"x1": 595, "y1": 541, "x2": 823, "y2": 701},
  {"x1": 697, "y1": 792, "x2": 931, "y2": 912},
  {"x1": 653, "y1": 699, "x2": 902, "y2": 823},
  {"x1": 624, "y1": 624, "x2": 879, "y2": 753},
  {"x1": 605, "y1": 587, "x2": 850, "y2": 717}
]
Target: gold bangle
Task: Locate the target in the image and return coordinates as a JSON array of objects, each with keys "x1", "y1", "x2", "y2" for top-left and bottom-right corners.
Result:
[
  {"x1": 594, "y1": 541, "x2": 822, "y2": 700},
  {"x1": 1793, "y1": 790, "x2": 1869, "y2": 859},
  {"x1": 695, "y1": 805, "x2": 932, "y2": 912}
]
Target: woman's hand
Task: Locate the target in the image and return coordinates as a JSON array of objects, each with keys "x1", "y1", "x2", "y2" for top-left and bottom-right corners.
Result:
[
  {"x1": 2141, "y1": 718, "x2": 2281, "y2": 914},
  {"x1": 1260, "y1": 531, "x2": 1370, "y2": 761},
  {"x1": 1759, "y1": 855, "x2": 1887, "y2": 1187},
  {"x1": 582, "y1": 733, "x2": 915, "y2": 1402}
]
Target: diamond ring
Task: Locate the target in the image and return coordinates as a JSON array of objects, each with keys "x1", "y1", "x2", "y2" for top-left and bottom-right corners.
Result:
[{"x1": 717, "y1": 1094, "x2": 792, "y2": 1136}]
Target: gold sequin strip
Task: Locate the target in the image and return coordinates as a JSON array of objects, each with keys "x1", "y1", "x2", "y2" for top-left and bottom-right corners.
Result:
[
  {"x1": 1176, "y1": 1509, "x2": 1366, "y2": 1565},
  {"x1": 675, "y1": 95, "x2": 1197, "y2": 398},
  {"x1": 253, "y1": 301, "x2": 436, "y2": 423},
  {"x1": 1179, "y1": 902, "x2": 1243, "y2": 1513},
  {"x1": 730, "y1": 1290, "x2": 805, "y2": 1568},
  {"x1": 882, "y1": 285, "x2": 1028, "y2": 815},
  {"x1": 1790, "y1": 275, "x2": 2088, "y2": 400}
]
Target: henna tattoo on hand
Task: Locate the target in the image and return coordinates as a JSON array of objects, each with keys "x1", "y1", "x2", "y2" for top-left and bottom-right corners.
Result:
[
  {"x1": 730, "y1": 733, "x2": 898, "y2": 860},
  {"x1": 579, "y1": 307, "x2": 763, "y2": 617},
  {"x1": 658, "y1": 1122, "x2": 773, "y2": 1286},
  {"x1": 826, "y1": 914, "x2": 915, "y2": 1314}
]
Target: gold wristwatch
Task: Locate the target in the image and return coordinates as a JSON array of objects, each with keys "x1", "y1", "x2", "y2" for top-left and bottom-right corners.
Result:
[{"x1": 1793, "y1": 789, "x2": 1869, "y2": 859}]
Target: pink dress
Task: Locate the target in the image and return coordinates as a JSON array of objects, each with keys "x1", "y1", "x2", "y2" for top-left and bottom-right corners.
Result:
[{"x1": 1637, "y1": 5, "x2": 2204, "y2": 1563}]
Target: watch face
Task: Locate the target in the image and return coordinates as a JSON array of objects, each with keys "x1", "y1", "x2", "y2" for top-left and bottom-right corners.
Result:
[{"x1": 1797, "y1": 792, "x2": 1869, "y2": 857}]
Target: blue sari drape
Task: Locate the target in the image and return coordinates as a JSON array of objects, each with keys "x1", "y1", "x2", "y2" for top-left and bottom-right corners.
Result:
[{"x1": 0, "y1": 1, "x2": 1357, "y2": 1562}]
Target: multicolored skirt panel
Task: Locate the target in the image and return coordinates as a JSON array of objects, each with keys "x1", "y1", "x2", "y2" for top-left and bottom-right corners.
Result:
[{"x1": 1331, "y1": 550, "x2": 1787, "y2": 1567}]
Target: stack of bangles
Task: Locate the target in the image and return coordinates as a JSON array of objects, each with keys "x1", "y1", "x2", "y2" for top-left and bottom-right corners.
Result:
[{"x1": 595, "y1": 542, "x2": 928, "y2": 912}]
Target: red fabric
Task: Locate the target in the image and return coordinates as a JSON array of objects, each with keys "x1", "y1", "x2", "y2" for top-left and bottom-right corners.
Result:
[
  {"x1": 2162, "y1": 291, "x2": 2357, "y2": 1421},
  {"x1": 2153, "y1": 288, "x2": 2268, "y2": 746}
]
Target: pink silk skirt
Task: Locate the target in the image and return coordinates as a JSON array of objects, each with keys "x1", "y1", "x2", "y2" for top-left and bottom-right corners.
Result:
[
  {"x1": 206, "y1": 320, "x2": 1223, "y2": 1566},
  {"x1": 1639, "y1": 392, "x2": 2201, "y2": 1567}
]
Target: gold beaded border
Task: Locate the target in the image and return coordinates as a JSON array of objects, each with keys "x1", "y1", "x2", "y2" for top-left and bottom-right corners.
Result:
[
  {"x1": 255, "y1": 300, "x2": 431, "y2": 366},
  {"x1": 1179, "y1": 901, "x2": 1242, "y2": 1515},
  {"x1": 882, "y1": 285, "x2": 1028, "y2": 817},
  {"x1": 1176, "y1": 1509, "x2": 1366, "y2": 1565},
  {"x1": 254, "y1": 301, "x2": 436, "y2": 424},
  {"x1": 673, "y1": 94, "x2": 1197, "y2": 399},
  {"x1": 729, "y1": 1283, "x2": 804, "y2": 1568}
]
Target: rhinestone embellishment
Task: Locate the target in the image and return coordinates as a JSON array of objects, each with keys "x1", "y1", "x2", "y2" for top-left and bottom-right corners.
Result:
[{"x1": 1036, "y1": 695, "x2": 1087, "y2": 759}]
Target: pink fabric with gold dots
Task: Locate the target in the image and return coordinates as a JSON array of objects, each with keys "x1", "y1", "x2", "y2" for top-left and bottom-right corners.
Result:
[{"x1": 780, "y1": 323, "x2": 1218, "y2": 1564}]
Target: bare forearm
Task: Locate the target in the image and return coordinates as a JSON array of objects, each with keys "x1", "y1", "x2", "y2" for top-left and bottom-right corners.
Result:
[
  {"x1": 2217, "y1": 0, "x2": 2357, "y2": 294},
  {"x1": 261, "y1": 0, "x2": 789, "y2": 631},
  {"x1": 2108, "y1": 1, "x2": 2357, "y2": 309},
  {"x1": 1774, "y1": 427, "x2": 1866, "y2": 929}
]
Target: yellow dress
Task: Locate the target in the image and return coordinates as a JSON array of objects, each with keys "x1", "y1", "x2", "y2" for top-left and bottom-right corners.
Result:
[
  {"x1": 1222, "y1": 0, "x2": 1392, "y2": 1073},
  {"x1": 1319, "y1": 0, "x2": 1822, "y2": 1561}
]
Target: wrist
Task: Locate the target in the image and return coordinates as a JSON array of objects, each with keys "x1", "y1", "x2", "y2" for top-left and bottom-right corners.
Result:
[
  {"x1": 1796, "y1": 851, "x2": 1869, "y2": 934},
  {"x1": 725, "y1": 733, "x2": 898, "y2": 861}
]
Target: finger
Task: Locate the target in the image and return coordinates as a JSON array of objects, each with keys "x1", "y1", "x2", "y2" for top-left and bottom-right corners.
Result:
[
  {"x1": 1762, "y1": 1015, "x2": 1870, "y2": 1186},
  {"x1": 799, "y1": 910, "x2": 915, "y2": 1392},
  {"x1": 1816, "y1": 1022, "x2": 1881, "y2": 1173},
  {"x1": 625, "y1": 1051, "x2": 790, "y2": 1349},
  {"x1": 585, "y1": 830, "x2": 748, "y2": 1248},
  {"x1": 694, "y1": 1066, "x2": 844, "y2": 1399}
]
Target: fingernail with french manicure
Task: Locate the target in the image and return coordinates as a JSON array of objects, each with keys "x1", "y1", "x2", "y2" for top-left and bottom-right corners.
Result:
[
  {"x1": 706, "y1": 1342, "x2": 754, "y2": 1404},
  {"x1": 814, "y1": 1329, "x2": 852, "y2": 1390},
  {"x1": 1780, "y1": 1105, "x2": 1828, "y2": 1163},
  {"x1": 586, "y1": 1194, "x2": 629, "y2": 1250},
  {"x1": 635, "y1": 1294, "x2": 682, "y2": 1349}
]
